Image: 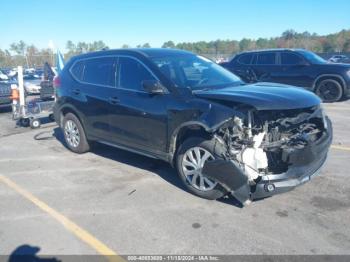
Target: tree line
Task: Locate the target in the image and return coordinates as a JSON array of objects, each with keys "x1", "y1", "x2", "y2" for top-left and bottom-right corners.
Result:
[
  {"x1": 165, "y1": 29, "x2": 350, "y2": 57},
  {"x1": 1, "y1": 29, "x2": 349, "y2": 68}
]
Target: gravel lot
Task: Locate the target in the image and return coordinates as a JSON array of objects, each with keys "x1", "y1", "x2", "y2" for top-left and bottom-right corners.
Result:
[{"x1": 0, "y1": 100, "x2": 350, "y2": 259}]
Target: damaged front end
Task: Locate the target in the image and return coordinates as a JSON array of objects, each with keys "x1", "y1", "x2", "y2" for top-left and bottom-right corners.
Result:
[{"x1": 202, "y1": 105, "x2": 332, "y2": 205}]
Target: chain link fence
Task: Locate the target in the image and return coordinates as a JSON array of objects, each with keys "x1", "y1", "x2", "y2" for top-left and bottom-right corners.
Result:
[{"x1": 0, "y1": 54, "x2": 55, "y2": 69}]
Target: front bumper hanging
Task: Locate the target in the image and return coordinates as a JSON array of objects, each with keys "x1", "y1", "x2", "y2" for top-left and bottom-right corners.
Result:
[{"x1": 202, "y1": 118, "x2": 333, "y2": 204}]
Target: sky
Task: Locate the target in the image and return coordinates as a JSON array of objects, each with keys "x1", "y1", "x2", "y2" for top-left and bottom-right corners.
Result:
[{"x1": 1, "y1": 0, "x2": 350, "y2": 51}]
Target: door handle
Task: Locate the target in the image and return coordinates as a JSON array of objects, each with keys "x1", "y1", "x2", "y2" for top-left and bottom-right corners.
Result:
[
  {"x1": 109, "y1": 97, "x2": 120, "y2": 105},
  {"x1": 72, "y1": 89, "x2": 80, "y2": 95}
]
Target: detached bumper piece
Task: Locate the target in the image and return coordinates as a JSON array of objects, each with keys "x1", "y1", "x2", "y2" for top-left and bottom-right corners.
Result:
[
  {"x1": 202, "y1": 160, "x2": 251, "y2": 205},
  {"x1": 202, "y1": 118, "x2": 332, "y2": 205}
]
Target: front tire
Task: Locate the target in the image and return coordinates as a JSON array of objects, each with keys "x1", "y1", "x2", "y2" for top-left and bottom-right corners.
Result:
[
  {"x1": 176, "y1": 137, "x2": 226, "y2": 200},
  {"x1": 316, "y1": 79, "x2": 343, "y2": 102},
  {"x1": 62, "y1": 113, "x2": 90, "y2": 154}
]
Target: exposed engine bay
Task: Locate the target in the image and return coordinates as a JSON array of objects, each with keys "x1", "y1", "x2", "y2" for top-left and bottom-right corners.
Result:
[{"x1": 213, "y1": 105, "x2": 328, "y2": 183}]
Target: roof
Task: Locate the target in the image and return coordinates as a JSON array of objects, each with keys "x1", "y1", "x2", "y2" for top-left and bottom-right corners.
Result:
[
  {"x1": 133, "y1": 48, "x2": 194, "y2": 57},
  {"x1": 239, "y1": 48, "x2": 307, "y2": 54},
  {"x1": 71, "y1": 48, "x2": 194, "y2": 60}
]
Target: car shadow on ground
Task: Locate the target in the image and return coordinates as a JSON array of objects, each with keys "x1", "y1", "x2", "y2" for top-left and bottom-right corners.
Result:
[
  {"x1": 8, "y1": 244, "x2": 60, "y2": 262},
  {"x1": 51, "y1": 127, "x2": 242, "y2": 208}
]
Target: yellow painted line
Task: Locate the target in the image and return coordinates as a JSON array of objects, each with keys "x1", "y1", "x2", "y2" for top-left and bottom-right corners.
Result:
[
  {"x1": 331, "y1": 145, "x2": 350, "y2": 152},
  {"x1": 0, "y1": 175, "x2": 124, "y2": 262}
]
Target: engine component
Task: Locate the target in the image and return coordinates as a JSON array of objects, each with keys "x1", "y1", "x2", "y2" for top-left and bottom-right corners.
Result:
[
  {"x1": 215, "y1": 106, "x2": 326, "y2": 177},
  {"x1": 240, "y1": 132, "x2": 268, "y2": 181}
]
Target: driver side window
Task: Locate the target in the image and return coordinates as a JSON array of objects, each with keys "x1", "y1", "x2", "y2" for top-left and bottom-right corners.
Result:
[
  {"x1": 281, "y1": 53, "x2": 304, "y2": 65},
  {"x1": 118, "y1": 57, "x2": 156, "y2": 91}
]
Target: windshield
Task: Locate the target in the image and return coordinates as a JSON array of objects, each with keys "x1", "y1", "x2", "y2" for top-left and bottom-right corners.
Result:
[
  {"x1": 298, "y1": 50, "x2": 326, "y2": 64},
  {"x1": 150, "y1": 54, "x2": 242, "y2": 90}
]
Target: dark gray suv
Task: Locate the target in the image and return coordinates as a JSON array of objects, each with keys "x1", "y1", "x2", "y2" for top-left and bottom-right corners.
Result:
[{"x1": 221, "y1": 49, "x2": 350, "y2": 102}]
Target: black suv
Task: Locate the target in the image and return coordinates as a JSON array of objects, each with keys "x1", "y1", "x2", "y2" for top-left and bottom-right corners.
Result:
[
  {"x1": 220, "y1": 49, "x2": 350, "y2": 102},
  {"x1": 54, "y1": 48, "x2": 332, "y2": 205}
]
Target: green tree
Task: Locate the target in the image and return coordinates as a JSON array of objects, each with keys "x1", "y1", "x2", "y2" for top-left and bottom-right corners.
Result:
[
  {"x1": 0, "y1": 49, "x2": 5, "y2": 67},
  {"x1": 88, "y1": 41, "x2": 108, "y2": 51},
  {"x1": 76, "y1": 42, "x2": 88, "y2": 53},
  {"x1": 1, "y1": 29, "x2": 350, "y2": 67},
  {"x1": 66, "y1": 40, "x2": 76, "y2": 53},
  {"x1": 239, "y1": 38, "x2": 255, "y2": 51},
  {"x1": 256, "y1": 38, "x2": 269, "y2": 49},
  {"x1": 282, "y1": 29, "x2": 297, "y2": 48},
  {"x1": 162, "y1": 41, "x2": 176, "y2": 48},
  {"x1": 343, "y1": 39, "x2": 350, "y2": 52},
  {"x1": 26, "y1": 45, "x2": 39, "y2": 67},
  {"x1": 10, "y1": 40, "x2": 27, "y2": 55}
]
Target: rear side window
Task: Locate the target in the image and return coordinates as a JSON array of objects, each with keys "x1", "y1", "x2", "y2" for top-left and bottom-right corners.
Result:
[
  {"x1": 257, "y1": 53, "x2": 276, "y2": 65},
  {"x1": 281, "y1": 53, "x2": 304, "y2": 65},
  {"x1": 82, "y1": 57, "x2": 116, "y2": 87},
  {"x1": 70, "y1": 60, "x2": 84, "y2": 81},
  {"x1": 237, "y1": 54, "x2": 254, "y2": 65},
  {"x1": 118, "y1": 57, "x2": 156, "y2": 91}
]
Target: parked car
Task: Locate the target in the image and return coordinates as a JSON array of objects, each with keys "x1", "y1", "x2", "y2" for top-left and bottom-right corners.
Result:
[
  {"x1": 35, "y1": 69, "x2": 44, "y2": 78},
  {"x1": 40, "y1": 62, "x2": 56, "y2": 101},
  {"x1": 23, "y1": 74, "x2": 41, "y2": 95},
  {"x1": 0, "y1": 70, "x2": 9, "y2": 81},
  {"x1": 220, "y1": 49, "x2": 350, "y2": 102},
  {"x1": 328, "y1": 55, "x2": 349, "y2": 63},
  {"x1": 0, "y1": 82, "x2": 12, "y2": 109},
  {"x1": 54, "y1": 48, "x2": 332, "y2": 205}
]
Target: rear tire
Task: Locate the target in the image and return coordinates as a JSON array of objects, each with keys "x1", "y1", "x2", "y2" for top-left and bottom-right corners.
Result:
[
  {"x1": 62, "y1": 113, "x2": 90, "y2": 154},
  {"x1": 316, "y1": 79, "x2": 343, "y2": 102},
  {"x1": 20, "y1": 118, "x2": 30, "y2": 127},
  {"x1": 30, "y1": 118, "x2": 41, "y2": 129},
  {"x1": 176, "y1": 137, "x2": 227, "y2": 200}
]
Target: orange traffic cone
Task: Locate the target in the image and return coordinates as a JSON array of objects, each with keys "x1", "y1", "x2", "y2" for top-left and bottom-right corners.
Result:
[{"x1": 11, "y1": 88, "x2": 19, "y2": 104}]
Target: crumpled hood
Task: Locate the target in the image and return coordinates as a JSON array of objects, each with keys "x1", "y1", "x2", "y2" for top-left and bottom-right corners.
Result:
[{"x1": 193, "y1": 82, "x2": 321, "y2": 110}]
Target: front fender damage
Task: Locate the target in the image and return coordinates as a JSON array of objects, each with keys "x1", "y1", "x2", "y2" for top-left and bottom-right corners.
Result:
[{"x1": 201, "y1": 105, "x2": 331, "y2": 206}]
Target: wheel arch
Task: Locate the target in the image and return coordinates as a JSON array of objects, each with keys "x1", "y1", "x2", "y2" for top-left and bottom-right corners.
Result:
[
  {"x1": 312, "y1": 74, "x2": 346, "y2": 92},
  {"x1": 169, "y1": 122, "x2": 213, "y2": 166},
  {"x1": 59, "y1": 105, "x2": 85, "y2": 129}
]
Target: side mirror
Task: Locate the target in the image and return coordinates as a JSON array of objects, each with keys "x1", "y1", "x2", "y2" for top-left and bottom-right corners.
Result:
[{"x1": 142, "y1": 80, "x2": 165, "y2": 95}]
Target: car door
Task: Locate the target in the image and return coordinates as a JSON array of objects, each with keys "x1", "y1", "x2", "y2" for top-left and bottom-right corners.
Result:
[
  {"x1": 275, "y1": 52, "x2": 313, "y2": 87},
  {"x1": 72, "y1": 56, "x2": 117, "y2": 139},
  {"x1": 252, "y1": 52, "x2": 280, "y2": 82},
  {"x1": 108, "y1": 56, "x2": 169, "y2": 153}
]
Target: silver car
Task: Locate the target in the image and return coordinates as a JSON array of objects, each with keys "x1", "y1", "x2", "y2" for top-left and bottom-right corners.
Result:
[{"x1": 24, "y1": 75, "x2": 41, "y2": 95}]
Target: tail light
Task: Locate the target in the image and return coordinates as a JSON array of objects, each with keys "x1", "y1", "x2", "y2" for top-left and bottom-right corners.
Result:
[{"x1": 53, "y1": 76, "x2": 61, "y2": 88}]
